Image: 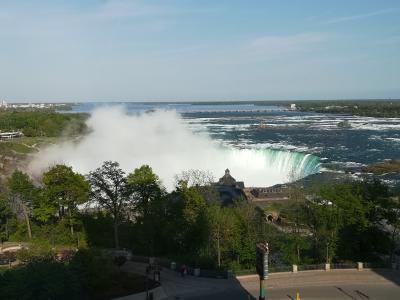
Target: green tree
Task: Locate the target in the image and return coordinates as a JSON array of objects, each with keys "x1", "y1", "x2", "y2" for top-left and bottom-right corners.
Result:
[
  {"x1": 0, "y1": 195, "x2": 13, "y2": 243},
  {"x1": 7, "y1": 171, "x2": 38, "y2": 240},
  {"x1": 0, "y1": 111, "x2": 87, "y2": 137},
  {"x1": 127, "y1": 165, "x2": 163, "y2": 218},
  {"x1": 283, "y1": 183, "x2": 309, "y2": 264},
  {"x1": 382, "y1": 197, "x2": 400, "y2": 262},
  {"x1": 280, "y1": 233, "x2": 310, "y2": 265},
  {"x1": 318, "y1": 183, "x2": 383, "y2": 261},
  {"x1": 232, "y1": 200, "x2": 264, "y2": 267},
  {"x1": 361, "y1": 179, "x2": 400, "y2": 262},
  {"x1": 42, "y1": 165, "x2": 90, "y2": 236},
  {"x1": 207, "y1": 205, "x2": 238, "y2": 267},
  {"x1": 167, "y1": 181, "x2": 208, "y2": 255},
  {"x1": 174, "y1": 169, "x2": 219, "y2": 203},
  {"x1": 127, "y1": 165, "x2": 165, "y2": 255},
  {"x1": 0, "y1": 258, "x2": 81, "y2": 300},
  {"x1": 88, "y1": 161, "x2": 131, "y2": 249},
  {"x1": 302, "y1": 197, "x2": 339, "y2": 263}
]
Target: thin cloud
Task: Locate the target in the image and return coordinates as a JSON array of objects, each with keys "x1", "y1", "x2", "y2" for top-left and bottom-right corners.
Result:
[
  {"x1": 248, "y1": 32, "x2": 327, "y2": 57},
  {"x1": 90, "y1": 0, "x2": 216, "y2": 20},
  {"x1": 92, "y1": 0, "x2": 169, "y2": 19},
  {"x1": 324, "y1": 8, "x2": 395, "y2": 25}
]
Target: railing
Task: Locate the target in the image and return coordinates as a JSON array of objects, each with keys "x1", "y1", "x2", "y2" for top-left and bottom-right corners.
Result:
[
  {"x1": 298, "y1": 264, "x2": 325, "y2": 271},
  {"x1": 331, "y1": 262, "x2": 357, "y2": 269},
  {"x1": 234, "y1": 269, "x2": 257, "y2": 276},
  {"x1": 269, "y1": 265, "x2": 292, "y2": 273},
  {"x1": 129, "y1": 254, "x2": 393, "y2": 279},
  {"x1": 233, "y1": 265, "x2": 292, "y2": 276},
  {"x1": 364, "y1": 262, "x2": 391, "y2": 269}
]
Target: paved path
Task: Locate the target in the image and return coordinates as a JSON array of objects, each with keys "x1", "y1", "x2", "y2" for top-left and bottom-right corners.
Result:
[
  {"x1": 238, "y1": 269, "x2": 400, "y2": 300},
  {"x1": 121, "y1": 261, "x2": 236, "y2": 299},
  {"x1": 121, "y1": 262, "x2": 400, "y2": 300}
]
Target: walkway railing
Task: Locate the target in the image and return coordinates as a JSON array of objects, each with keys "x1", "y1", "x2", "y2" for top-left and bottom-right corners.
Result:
[
  {"x1": 298, "y1": 264, "x2": 325, "y2": 271},
  {"x1": 128, "y1": 254, "x2": 395, "y2": 279},
  {"x1": 331, "y1": 262, "x2": 358, "y2": 269}
]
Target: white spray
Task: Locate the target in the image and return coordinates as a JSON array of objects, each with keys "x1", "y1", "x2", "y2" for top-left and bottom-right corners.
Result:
[{"x1": 28, "y1": 107, "x2": 319, "y2": 190}]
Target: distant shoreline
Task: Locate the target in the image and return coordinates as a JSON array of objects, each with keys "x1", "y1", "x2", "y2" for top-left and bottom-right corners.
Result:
[{"x1": 2, "y1": 98, "x2": 400, "y2": 105}]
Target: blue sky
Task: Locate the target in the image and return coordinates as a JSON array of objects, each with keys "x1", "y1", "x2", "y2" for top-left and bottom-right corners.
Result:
[{"x1": 0, "y1": 0, "x2": 399, "y2": 102}]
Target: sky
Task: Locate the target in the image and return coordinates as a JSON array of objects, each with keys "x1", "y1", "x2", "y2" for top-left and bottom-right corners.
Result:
[{"x1": 0, "y1": 0, "x2": 399, "y2": 102}]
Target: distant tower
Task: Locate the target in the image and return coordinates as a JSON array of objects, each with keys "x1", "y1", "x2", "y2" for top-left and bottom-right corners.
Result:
[
  {"x1": 218, "y1": 168, "x2": 244, "y2": 188},
  {"x1": 214, "y1": 169, "x2": 245, "y2": 206},
  {"x1": 0, "y1": 100, "x2": 8, "y2": 108}
]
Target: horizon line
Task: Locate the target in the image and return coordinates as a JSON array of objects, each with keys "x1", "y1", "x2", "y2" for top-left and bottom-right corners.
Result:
[{"x1": 2, "y1": 98, "x2": 400, "y2": 104}]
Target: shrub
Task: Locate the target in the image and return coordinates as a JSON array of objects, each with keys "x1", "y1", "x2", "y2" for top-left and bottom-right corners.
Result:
[
  {"x1": 0, "y1": 259, "x2": 80, "y2": 300},
  {"x1": 16, "y1": 242, "x2": 53, "y2": 263},
  {"x1": 114, "y1": 256, "x2": 127, "y2": 269}
]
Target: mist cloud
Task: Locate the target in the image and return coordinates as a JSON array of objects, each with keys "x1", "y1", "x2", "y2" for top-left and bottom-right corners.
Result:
[{"x1": 29, "y1": 107, "x2": 319, "y2": 190}]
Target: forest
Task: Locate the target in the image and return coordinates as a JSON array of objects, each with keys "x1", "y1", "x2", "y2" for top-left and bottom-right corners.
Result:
[
  {"x1": 0, "y1": 111, "x2": 87, "y2": 137},
  {"x1": 293, "y1": 100, "x2": 400, "y2": 118},
  {"x1": 0, "y1": 161, "x2": 399, "y2": 298},
  {"x1": 0, "y1": 109, "x2": 399, "y2": 299}
]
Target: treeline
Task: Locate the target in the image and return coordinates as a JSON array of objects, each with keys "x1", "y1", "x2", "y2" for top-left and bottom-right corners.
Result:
[
  {"x1": 1, "y1": 161, "x2": 399, "y2": 270},
  {"x1": 0, "y1": 111, "x2": 88, "y2": 137},
  {"x1": 295, "y1": 100, "x2": 400, "y2": 118},
  {"x1": 0, "y1": 162, "x2": 266, "y2": 270},
  {"x1": 275, "y1": 181, "x2": 400, "y2": 265}
]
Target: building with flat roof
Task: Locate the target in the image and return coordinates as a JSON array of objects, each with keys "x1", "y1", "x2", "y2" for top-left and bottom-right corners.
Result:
[
  {"x1": 0, "y1": 131, "x2": 23, "y2": 139},
  {"x1": 213, "y1": 169, "x2": 290, "y2": 207}
]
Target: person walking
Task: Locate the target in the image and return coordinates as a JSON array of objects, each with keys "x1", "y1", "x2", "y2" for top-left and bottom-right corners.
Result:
[{"x1": 180, "y1": 264, "x2": 187, "y2": 277}]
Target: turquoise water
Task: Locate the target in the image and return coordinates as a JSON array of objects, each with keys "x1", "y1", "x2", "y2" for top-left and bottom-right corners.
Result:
[{"x1": 64, "y1": 102, "x2": 400, "y2": 184}]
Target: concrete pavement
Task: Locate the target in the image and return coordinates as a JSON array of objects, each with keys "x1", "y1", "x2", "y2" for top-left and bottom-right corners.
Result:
[
  {"x1": 238, "y1": 269, "x2": 400, "y2": 300},
  {"x1": 120, "y1": 261, "x2": 400, "y2": 300},
  {"x1": 120, "y1": 261, "x2": 239, "y2": 299}
]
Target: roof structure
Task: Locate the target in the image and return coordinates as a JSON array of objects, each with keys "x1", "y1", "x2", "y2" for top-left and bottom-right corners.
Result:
[{"x1": 218, "y1": 169, "x2": 238, "y2": 186}]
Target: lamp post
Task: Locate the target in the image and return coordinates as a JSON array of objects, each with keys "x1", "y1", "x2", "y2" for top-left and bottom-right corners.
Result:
[
  {"x1": 145, "y1": 265, "x2": 149, "y2": 300},
  {"x1": 256, "y1": 242, "x2": 269, "y2": 300},
  {"x1": 326, "y1": 241, "x2": 329, "y2": 264}
]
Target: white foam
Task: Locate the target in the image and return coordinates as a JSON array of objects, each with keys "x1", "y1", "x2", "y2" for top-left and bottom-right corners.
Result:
[{"x1": 29, "y1": 107, "x2": 320, "y2": 190}]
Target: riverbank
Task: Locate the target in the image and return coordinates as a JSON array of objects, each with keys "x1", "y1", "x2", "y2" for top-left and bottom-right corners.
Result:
[{"x1": 293, "y1": 99, "x2": 400, "y2": 118}]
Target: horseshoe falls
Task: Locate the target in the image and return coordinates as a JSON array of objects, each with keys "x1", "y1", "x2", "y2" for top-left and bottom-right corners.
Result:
[
  {"x1": 218, "y1": 147, "x2": 320, "y2": 187},
  {"x1": 30, "y1": 107, "x2": 321, "y2": 190}
]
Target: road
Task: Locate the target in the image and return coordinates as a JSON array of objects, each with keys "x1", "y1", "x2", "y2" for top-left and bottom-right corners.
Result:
[
  {"x1": 186, "y1": 284, "x2": 400, "y2": 300},
  {"x1": 121, "y1": 262, "x2": 400, "y2": 300},
  {"x1": 263, "y1": 284, "x2": 399, "y2": 300},
  {"x1": 235, "y1": 269, "x2": 400, "y2": 300}
]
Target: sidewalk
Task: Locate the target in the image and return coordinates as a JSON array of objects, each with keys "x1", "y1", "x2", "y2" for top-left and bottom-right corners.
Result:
[
  {"x1": 119, "y1": 261, "x2": 240, "y2": 300},
  {"x1": 237, "y1": 268, "x2": 400, "y2": 289},
  {"x1": 116, "y1": 262, "x2": 400, "y2": 300}
]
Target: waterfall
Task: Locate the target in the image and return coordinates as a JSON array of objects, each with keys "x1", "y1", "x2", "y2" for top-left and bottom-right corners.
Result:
[
  {"x1": 29, "y1": 107, "x2": 321, "y2": 190},
  {"x1": 218, "y1": 147, "x2": 320, "y2": 187}
]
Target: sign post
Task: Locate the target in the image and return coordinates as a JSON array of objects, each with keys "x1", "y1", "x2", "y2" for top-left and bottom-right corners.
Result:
[{"x1": 256, "y1": 242, "x2": 269, "y2": 300}]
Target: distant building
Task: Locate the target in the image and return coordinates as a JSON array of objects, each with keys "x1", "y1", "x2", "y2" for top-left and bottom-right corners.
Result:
[
  {"x1": 0, "y1": 100, "x2": 8, "y2": 108},
  {"x1": 214, "y1": 169, "x2": 246, "y2": 206},
  {"x1": 244, "y1": 184, "x2": 289, "y2": 206},
  {"x1": 290, "y1": 104, "x2": 296, "y2": 110},
  {"x1": 0, "y1": 131, "x2": 23, "y2": 139},
  {"x1": 212, "y1": 169, "x2": 291, "y2": 207}
]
